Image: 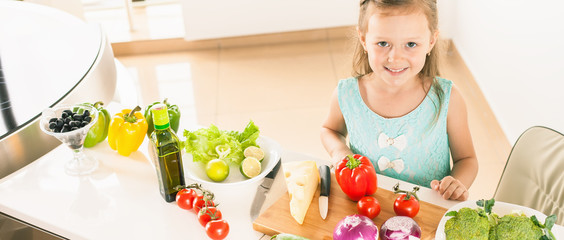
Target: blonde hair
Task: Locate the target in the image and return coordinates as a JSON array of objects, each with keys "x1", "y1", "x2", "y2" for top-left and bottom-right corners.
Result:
[{"x1": 354, "y1": 0, "x2": 444, "y2": 124}]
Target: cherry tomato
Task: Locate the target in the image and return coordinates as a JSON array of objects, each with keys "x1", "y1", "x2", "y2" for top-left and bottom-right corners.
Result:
[
  {"x1": 198, "y1": 207, "x2": 222, "y2": 227},
  {"x1": 205, "y1": 219, "x2": 229, "y2": 240},
  {"x1": 176, "y1": 188, "x2": 198, "y2": 210},
  {"x1": 357, "y1": 196, "x2": 381, "y2": 219},
  {"x1": 393, "y1": 194, "x2": 420, "y2": 218},
  {"x1": 193, "y1": 194, "x2": 215, "y2": 213}
]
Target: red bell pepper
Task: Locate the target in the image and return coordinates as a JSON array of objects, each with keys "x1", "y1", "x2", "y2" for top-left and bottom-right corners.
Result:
[{"x1": 335, "y1": 154, "x2": 378, "y2": 201}]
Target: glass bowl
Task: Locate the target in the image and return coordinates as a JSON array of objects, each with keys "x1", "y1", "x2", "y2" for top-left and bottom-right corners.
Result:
[{"x1": 39, "y1": 103, "x2": 99, "y2": 175}]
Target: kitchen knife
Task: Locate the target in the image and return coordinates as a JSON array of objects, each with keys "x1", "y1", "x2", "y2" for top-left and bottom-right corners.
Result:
[
  {"x1": 250, "y1": 158, "x2": 282, "y2": 221},
  {"x1": 318, "y1": 165, "x2": 330, "y2": 220}
]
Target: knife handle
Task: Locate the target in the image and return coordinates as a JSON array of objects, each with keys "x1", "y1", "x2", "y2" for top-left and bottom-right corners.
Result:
[
  {"x1": 266, "y1": 158, "x2": 282, "y2": 179},
  {"x1": 319, "y1": 165, "x2": 331, "y2": 197}
]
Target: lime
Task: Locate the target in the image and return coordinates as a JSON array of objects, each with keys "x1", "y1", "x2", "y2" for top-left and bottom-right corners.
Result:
[
  {"x1": 205, "y1": 159, "x2": 230, "y2": 182},
  {"x1": 240, "y1": 157, "x2": 261, "y2": 178},
  {"x1": 244, "y1": 146, "x2": 265, "y2": 161}
]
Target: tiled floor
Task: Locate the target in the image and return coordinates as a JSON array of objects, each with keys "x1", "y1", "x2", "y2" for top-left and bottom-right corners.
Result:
[{"x1": 85, "y1": 0, "x2": 511, "y2": 201}]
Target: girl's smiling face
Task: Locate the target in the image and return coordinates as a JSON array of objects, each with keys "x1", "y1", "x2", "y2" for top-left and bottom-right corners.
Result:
[{"x1": 359, "y1": 9, "x2": 438, "y2": 88}]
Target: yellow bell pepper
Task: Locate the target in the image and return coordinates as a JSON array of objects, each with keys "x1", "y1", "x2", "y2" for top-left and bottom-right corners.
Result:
[{"x1": 108, "y1": 106, "x2": 148, "y2": 156}]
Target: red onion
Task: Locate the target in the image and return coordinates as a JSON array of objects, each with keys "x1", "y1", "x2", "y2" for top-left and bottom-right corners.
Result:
[
  {"x1": 380, "y1": 216, "x2": 421, "y2": 240},
  {"x1": 333, "y1": 214, "x2": 379, "y2": 240}
]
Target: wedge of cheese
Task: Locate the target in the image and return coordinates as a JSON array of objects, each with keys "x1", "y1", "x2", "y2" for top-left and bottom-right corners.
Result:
[{"x1": 282, "y1": 160, "x2": 319, "y2": 225}]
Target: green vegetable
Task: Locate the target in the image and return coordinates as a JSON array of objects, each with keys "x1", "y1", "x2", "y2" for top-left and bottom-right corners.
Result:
[
  {"x1": 183, "y1": 120, "x2": 260, "y2": 165},
  {"x1": 145, "y1": 98, "x2": 181, "y2": 138},
  {"x1": 444, "y1": 198, "x2": 558, "y2": 240},
  {"x1": 445, "y1": 207, "x2": 490, "y2": 240},
  {"x1": 534, "y1": 215, "x2": 558, "y2": 240},
  {"x1": 476, "y1": 198, "x2": 495, "y2": 215},
  {"x1": 271, "y1": 233, "x2": 310, "y2": 240},
  {"x1": 83, "y1": 101, "x2": 110, "y2": 148},
  {"x1": 490, "y1": 213, "x2": 543, "y2": 240}
]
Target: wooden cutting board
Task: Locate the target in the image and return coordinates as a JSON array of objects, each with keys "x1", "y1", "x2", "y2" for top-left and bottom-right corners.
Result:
[{"x1": 253, "y1": 173, "x2": 447, "y2": 240}]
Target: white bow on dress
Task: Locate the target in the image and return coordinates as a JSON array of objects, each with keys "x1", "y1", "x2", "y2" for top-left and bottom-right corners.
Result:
[
  {"x1": 377, "y1": 156, "x2": 405, "y2": 173},
  {"x1": 377, "y1": 132, "x2": 407, "y2": 151}
]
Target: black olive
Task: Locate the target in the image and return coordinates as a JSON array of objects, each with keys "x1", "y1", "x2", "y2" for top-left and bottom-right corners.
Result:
[
  {"x1": 83, "y1": 110, "x2": 90, "y2": 117},
  {"x1": 71, "y1": 127, "x2": 78, "y2": 131},
  {"x1": 49, "y1": 118, "x2": 58, "y2": 123},
  {"x1": 49, "y1": 122, "x2": 57, "y2": 130},
  {"x1": 84, "y1": 116, "x2": 92, "y2": 123},
  {"x1": 81, "y1": 121, "x2": 89, "y2": 127},
  {"x1": 56, "y1": 119, "x2": 64, "y2": 128},
  {"x1": 62, "y1": 112, "x2": 68, "y2": 119}
]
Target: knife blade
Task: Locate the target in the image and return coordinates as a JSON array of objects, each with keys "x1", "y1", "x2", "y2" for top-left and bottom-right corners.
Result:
[
  {"x1": 250, "y1": 158, "x2": 282, "y2": 221},
  {"x1": 319, "y1": 164, "x2": 330, "y2": 220}
]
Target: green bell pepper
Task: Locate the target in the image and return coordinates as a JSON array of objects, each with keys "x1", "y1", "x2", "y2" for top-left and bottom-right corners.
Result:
[
  {"x1": 84, "y1": 101, "x2": 111, "y2": 148},
  {"x1": 145, "y1": 98, "x2": 181, "y2": 137}
]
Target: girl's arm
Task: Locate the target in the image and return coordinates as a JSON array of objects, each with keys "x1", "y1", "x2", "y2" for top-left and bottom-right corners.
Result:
[
  {"x1": 321, "y1": 87, "x2": 353, "y2": 166},
  {"x1": 431, "y1": 84, "x2": 478, "y2": 200}
]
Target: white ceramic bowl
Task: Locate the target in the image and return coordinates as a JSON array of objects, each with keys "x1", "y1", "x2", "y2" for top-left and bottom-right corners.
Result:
[
  {"x1": 183, "y1": 136, "x2": 282, "y2": 187},
  {"x1": 435, "y1": 200, "x2": 548, "y2": 240}
]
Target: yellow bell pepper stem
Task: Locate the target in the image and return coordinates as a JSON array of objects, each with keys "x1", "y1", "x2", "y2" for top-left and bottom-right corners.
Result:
[{"x1": 108, "y1": 106, "x2": 148, "y2": 156}]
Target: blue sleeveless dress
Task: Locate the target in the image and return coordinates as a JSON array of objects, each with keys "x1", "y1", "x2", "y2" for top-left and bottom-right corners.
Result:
[{"x1": 338, "y1": 77, "x2": 452, "y2": 188}]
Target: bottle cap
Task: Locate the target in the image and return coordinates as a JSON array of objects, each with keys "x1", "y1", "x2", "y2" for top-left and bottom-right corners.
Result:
[{"x1": 151, "y1": 104, "x2": 170, "y2": 130}]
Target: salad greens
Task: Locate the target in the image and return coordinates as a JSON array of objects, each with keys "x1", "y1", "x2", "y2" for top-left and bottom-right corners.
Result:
[
  {"x1": 183, "y1": 120, "x2": 260, "y2": 165},
  {"x1": 444, "y1": 198, "x2": 557, "y2": 240}
]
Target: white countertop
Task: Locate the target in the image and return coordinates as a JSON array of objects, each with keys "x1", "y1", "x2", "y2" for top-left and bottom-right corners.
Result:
[{"x1": 1, "y1": 138, "x2": 562, "y2": 239}]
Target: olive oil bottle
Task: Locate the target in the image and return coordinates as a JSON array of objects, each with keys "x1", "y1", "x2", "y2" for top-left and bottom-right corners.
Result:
[{"x1": 149, "y1": 104, "x2": 185, "y2": 202}]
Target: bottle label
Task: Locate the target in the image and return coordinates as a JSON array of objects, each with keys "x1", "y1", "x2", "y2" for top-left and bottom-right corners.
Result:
[{"x1": 151, "y1": 104, "x2": 170, "y2": 130}]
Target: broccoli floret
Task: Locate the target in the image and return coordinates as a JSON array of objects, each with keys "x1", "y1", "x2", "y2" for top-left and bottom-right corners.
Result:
[
  {"x1": 490, "y1": 214, "x2": 543, "y2": 240},
  {"x1": 444, "y1": 199, "x2": 557, "y2": 240},
  {"x1": 445, "y1": 208, "x2": 490, "y2": 240}
]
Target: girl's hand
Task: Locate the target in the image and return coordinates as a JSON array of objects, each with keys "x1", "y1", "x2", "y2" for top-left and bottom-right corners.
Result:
[{"x1": 430, "y1": 176, "x2": 469, "y2": 201}]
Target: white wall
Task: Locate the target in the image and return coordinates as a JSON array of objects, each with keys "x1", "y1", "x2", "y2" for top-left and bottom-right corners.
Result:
[
  {"x1": 23, "y1": 0, "x2": 85, "y2": 20},
  {"x1": 180, "y1": 0, "x2": 358, "y2": 41},
  {"x1": 449, "y1": 0, "x2": 564, "y2": 143},
  {"x1": 179, "y1": 0, "x2": 564, "y2": 144}
]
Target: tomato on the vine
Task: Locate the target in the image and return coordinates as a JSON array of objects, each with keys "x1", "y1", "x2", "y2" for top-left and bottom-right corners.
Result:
[
  {"x1": 198, "y1": 207, "x2": 222, "y2": 227},
  {"x1": 176, "y1": 188, "x2": 198, "y2": 210},
  {"x1": 193, "y1": 194, "x2": 215, "y2": 213},
  {"x1": 357, "y1": 196, "x2": 381, "y2": 219},
  {"x1": 393, "y1": 194, "x2": 420, "y2": 217},
  {"x1": 392, "y1": 183, "x2": 420, "y2": 218},
  {"x1": 205, "y1": 219, "x2": 229, "y2": 240}
]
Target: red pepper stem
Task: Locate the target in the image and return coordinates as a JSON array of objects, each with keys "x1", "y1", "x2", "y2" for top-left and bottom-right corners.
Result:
[{"x1": 345, "y1": 155, "x2": 361, "y2": 169}]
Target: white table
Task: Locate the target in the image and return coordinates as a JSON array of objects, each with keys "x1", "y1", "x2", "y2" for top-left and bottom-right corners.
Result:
[{"x1": 1, "y1": 139, "x2": 562, "y2": 239}]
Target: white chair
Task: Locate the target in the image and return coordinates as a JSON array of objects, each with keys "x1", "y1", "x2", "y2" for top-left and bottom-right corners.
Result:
[{"x1": 494, "y1": 126, "x2": 564, "y2": 225}]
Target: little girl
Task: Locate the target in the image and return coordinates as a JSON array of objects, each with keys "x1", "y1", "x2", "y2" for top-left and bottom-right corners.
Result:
[{"x1": 321, "y1": 0, "x2": 478, "y2": 201}]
